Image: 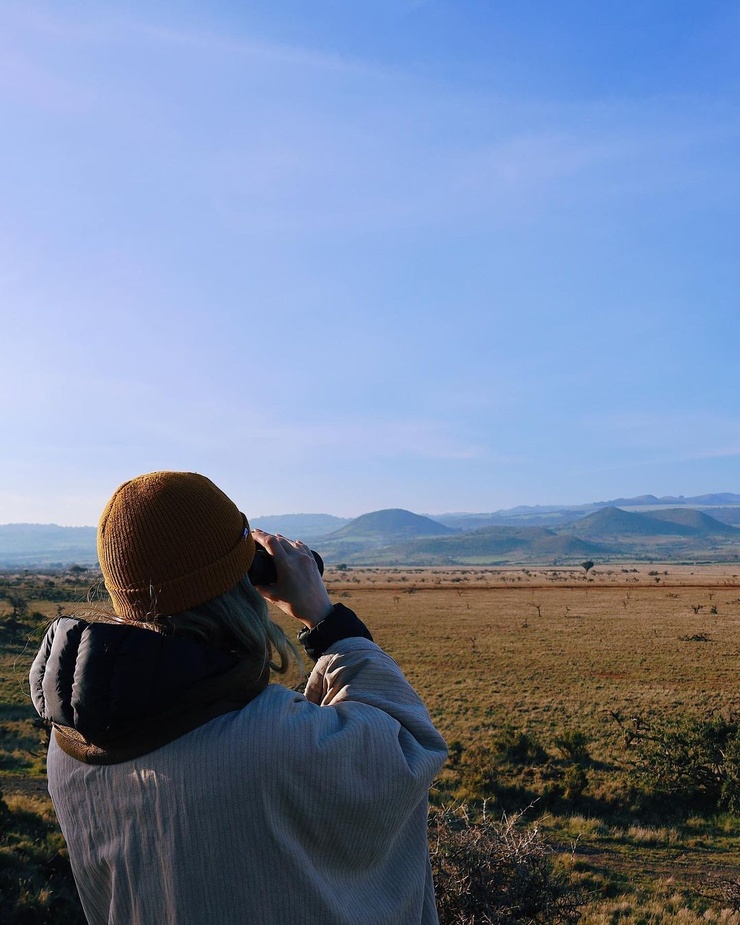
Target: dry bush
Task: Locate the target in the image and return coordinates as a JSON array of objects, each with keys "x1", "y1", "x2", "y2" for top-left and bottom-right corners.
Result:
[
  {"x1": 702, "y1": 876, "x2": 740, "y2": 913},
  {"x1": 627, "y1": 712, "x2": 740, "y2": 813},
  {"x1": 429, "y1": 804, "x2": 585, "y2": 924},
  {"x1": 719, "y1": 878, "x2": 740, "y2": 912}
]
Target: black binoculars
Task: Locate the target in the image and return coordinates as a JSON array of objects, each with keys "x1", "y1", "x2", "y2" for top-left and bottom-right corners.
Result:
[{"x1": 248, "y1": 542, "x2": 324, "y2": 586}]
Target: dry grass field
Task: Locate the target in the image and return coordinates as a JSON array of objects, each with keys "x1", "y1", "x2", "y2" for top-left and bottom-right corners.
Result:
[
  {"x1": 2, "y1": 563, "x2": 740, "y2": 922},
  {"x1": 320, "y1": 564, "x2": 740, "y2": 745},
  {"x1": 318, "y1": 564, "x2": 740, "y2": 923}
]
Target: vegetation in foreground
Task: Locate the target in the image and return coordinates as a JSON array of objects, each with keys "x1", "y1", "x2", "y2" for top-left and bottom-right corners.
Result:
[
  {"x1": 0, "y1": 789, "x2": 81, "y2": 925},
  {"x1": 2, "y1": 566, "x2": 740, "y2": 922}
]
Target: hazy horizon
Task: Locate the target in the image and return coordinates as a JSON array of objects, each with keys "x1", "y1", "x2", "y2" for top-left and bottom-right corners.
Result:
[
  {"x1": 3, "y1": 489, "x2": 740, "y2": 529},
  {"x1": 3, "y1": 2, "x2": 740, "y2": 525}
]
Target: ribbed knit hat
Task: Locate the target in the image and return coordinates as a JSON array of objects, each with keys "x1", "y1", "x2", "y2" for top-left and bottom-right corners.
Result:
[{"x1": 98, "y1": 471, "x2": 256, "y2": 622}]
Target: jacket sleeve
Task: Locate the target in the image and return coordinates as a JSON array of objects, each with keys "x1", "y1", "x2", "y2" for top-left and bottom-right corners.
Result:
[
  {"x1": 260, "y1": 636, "x2": 446, "y2": 871},
  {"x1": 303, "y1": 636, "x2": 448, "y2": 783}
]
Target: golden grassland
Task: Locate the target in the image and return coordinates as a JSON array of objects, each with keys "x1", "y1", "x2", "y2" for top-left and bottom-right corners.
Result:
[
  {"x1": 319, "y1": 564, "x2": 740, "y2": 747},
  {"x1": 318, "y1": 564, "x2": 740, "y2": 922},
  {"x1": 1, "y1": 563, "x2": 740, "y2": 923}
]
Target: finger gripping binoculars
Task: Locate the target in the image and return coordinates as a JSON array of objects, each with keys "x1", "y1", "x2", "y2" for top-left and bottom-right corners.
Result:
[{"x1": 248, "y1": 542, "x2": 325, "y2": 586}]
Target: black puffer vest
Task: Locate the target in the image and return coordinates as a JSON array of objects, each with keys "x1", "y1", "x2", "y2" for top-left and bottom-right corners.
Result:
[{"x1": 30, "y1": 617, "x2": 268, "y2": 764}]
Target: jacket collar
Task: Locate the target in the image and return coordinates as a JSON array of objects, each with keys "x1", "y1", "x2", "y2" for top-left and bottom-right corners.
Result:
[{"x1": 31, "y1": 616, "x2": 270, "y2": 765}]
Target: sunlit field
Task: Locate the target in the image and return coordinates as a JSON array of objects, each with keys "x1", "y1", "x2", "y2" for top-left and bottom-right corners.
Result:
[
  {"x1": 2, "y1": 564, "x2": 740, "y2": 922},
  {"x1": 321, "y1": 564, "x2": 740, "y2": 921}
]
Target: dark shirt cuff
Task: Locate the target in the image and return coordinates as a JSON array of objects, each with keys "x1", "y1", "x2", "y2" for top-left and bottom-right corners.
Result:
[{"x1": 297, "y1": 603, "x2": 374, "y2": 661}]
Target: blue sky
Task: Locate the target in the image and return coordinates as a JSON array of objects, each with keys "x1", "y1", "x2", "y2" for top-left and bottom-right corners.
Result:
[{"x1": 2, "y1": 1, "x2": 740, "y2": 524}]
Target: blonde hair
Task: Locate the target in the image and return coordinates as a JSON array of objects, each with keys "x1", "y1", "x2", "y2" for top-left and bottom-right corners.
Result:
[
  {"x1": 166, "y1": 578, "x2": 301, "y2": 676},
  {"x1": 83, "y1": 577, "x2": 302, "y2": 678}
]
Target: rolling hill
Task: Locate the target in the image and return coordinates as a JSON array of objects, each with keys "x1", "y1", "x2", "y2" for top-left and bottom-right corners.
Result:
[
  {"x1": 645, "y1": 508, "x2": 738, "y2": 534},
  {"x1": 432, "y1": 509, "x2": 586, "y2": 530},
  {"x1": 3, "y1": 495, "x2": 740, "y2": 567},
  {"x1": 315, "y1": 509, "x2": 455, "y2": 562},
  {"x1": 327, "y1": 509, "x2": 454, "y2": 540},
  {"x1": 568, "y1": 507, "x2": 697, "y2": 539},
  {"x1": 568, "y1": 506, "x2": 738, "y2": 540},
  {"x1": 343, "y1": 525, "x2": 605, "y2": 566},
  {"x1": 315, "y1": 506, "x2": 740, "y2": 565}
]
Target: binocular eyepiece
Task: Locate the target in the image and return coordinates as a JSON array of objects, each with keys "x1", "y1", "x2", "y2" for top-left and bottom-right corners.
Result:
[{"x1": 248, "y1": 542, "x2": 324, "y2": 587}]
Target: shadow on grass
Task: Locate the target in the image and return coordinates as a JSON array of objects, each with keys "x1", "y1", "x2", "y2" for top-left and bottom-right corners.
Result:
[{"x1": 0, "y1": 793, "x2": 84, "y2": 925}]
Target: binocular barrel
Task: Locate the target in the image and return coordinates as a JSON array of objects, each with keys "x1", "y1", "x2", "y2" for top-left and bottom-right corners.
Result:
[{"x1": 248, "y1": 542, "x2": 325, "y2": 586}]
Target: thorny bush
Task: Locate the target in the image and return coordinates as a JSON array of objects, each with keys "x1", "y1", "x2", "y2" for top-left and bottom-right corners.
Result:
[
  {"x1": 625, "y1": 712, "x2": 740, "y2": 813},
  {"x1": 428, "y1": 803, "x2": 585, "y2": 924}
]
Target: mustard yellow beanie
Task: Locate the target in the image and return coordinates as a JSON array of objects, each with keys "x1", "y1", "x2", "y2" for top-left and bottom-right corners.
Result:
[{"x1": 98, "y1": 471, "x2": 256, "y2": 621}]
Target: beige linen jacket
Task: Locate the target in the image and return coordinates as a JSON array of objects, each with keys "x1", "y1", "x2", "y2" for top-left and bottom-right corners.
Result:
[{"x1": 47, "y1": 637, "x2": 448, "y2": 925}]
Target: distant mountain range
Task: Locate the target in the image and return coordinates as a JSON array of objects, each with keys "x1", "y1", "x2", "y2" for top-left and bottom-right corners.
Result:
[
  {"x1": 250, "y1": 513, "x2": 349, "y2": 536},
  {"x1": 310, "y1": 506, "x2": 740, "y2": 566},
  {"x1": 3, "y1": 492, "x2": 740, "y2": 567},
  {"x1": 430, "y1": 493, "x2": 740, "y2": 531},
  {"x1": 567, "y1": 506, "x2": 739, "y2": 540},
  {"x1": 0, "y1": 524, "x2": 98, "y2": 567}
]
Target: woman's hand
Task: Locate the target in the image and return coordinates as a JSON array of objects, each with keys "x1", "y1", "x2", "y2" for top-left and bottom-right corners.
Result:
[{"x1": 250, "y1": 528, "x2": 332, "y2": 628}]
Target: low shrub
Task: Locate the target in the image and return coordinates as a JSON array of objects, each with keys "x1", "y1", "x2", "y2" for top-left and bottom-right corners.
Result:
[
  {"x1": 629, "y1": 712, "x2": 740, "y2": 813},
  {"x1": 494, "y1": 727, "x2": 548, "y2": 766},
  {"x1": 553, "y1": 730, "x2": 591, "y2": 766},
  {"x1": 429, "y1": 803, "x2": 586, "y2": 924}
]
